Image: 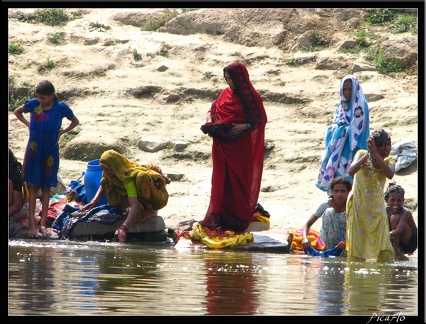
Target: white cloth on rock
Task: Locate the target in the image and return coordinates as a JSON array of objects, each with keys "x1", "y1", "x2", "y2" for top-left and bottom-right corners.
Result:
[{"x1": 390, "y1": 139, "x2": 417, "y2": 172}]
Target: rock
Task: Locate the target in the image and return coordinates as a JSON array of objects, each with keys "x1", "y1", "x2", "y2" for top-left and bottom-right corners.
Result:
[
  {"x1": 233, "y1": 232, "x2": 291, "y2": 252},
  {"x1": 70, "y1": 215, "x2": 166, "y2": 237},
  {"x1": 247, "y1": 221, "x2": 270, "y2": 232}
]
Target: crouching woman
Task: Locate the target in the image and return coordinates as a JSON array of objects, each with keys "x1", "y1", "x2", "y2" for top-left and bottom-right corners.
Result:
[{"x1": 82, "y1": 149, "x2": 170, "y2": 243}]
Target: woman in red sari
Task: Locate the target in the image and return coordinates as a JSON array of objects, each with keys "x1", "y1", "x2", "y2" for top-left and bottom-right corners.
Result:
[{"x1": 200, "y1": 62, "x2": 267, "y2": 232}]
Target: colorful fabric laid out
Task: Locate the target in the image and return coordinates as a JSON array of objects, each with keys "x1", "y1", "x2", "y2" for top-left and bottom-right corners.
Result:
[
  {"x1": 177, "y1": 222, "x2": 254, "y2": 249},
  {"x1": 52, "y1": 203, "x2": 125, "y2": 239},
  {"x1": 288, "y1": 228, "x2": 326, "y2": 252},
  {"x1": 46, "y1": 197, "x2": 71, "y2": 227}
]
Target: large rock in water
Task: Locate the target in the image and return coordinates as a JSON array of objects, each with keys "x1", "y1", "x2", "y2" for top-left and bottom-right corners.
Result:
[{"x1": 70, "y1": 216, "x2": 169, "y2": 243}]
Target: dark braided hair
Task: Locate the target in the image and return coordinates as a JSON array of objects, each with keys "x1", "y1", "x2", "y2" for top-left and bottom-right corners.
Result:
[{"x1": 384, "y1": 181, "x2": 405, "y2": 201}]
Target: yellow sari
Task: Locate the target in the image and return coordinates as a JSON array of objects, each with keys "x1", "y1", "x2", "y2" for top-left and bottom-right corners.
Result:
[{"x1": 99, "y1": 150, "x2": 169, "y2": 221}]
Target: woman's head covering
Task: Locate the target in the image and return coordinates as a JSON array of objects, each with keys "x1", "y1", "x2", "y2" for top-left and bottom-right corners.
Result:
[
  {"x1": 99, "y1": 149, "x2": 138, "y2": 185},
  {"x1": 99, "y1": 149, "x2": 169, "y2": 214},
  {"x1": 338, "y1": 75, "x2": 369, "y2": 151},
  {"x1": 223, "y1": 62, "x2": 265, "y2": 126}
]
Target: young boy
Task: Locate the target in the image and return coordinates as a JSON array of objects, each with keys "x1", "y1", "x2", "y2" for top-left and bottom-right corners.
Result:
[{"x1": 385, "y1": 182, "x2": 418, "y2": 261}]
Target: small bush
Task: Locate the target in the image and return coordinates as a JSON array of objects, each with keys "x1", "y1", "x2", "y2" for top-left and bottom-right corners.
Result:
[
  {"x1": 89, "y1": 21, "x2": 110, "y2": 32},
  {"x1": 365, "y1": 8, "x2": 395, "y2": 25},
  {"x1": 71, "y1": 10, "x2": 84, "y2": 20},
  {"x1": 9, "y1": 42, "x2": 24, "y2": 55},
  {"x1": 302, "y1": 32, "x2": 330, "y2": 52},
  {"x1": 203, "y1": 71, "x2": 213, "y2": 79},
  {"x1": 48, "y1": 33, "x2": 66, "y2": 44},
  {"x1": 159, "y1": 42, "x2": 170, "y2": 56},
  {"x1": 34, "y1": 8, "x2": 69, "y2": 26},
  {"x1": 8, "y1": 80, "x2": 34, "y2": 111},
  {"x1": 9, "y1": 9, "x2": 83, "y2": 25},
  {"x1": 366, "y1": 47, "x2": 403, "y2": 74},
  {"x1": 355, "y1": 30, "x2": 374, "y2": 48},
  {"x1": 133, "y1": 49, "x2": 142, "y2": 61},
  {"x1": 390, "y1": 13, "x2": 417, "y2": 34},
  {"x1": 140, "y1": 9, "x2": 179, "y2": 31},
  {"x1": 37, "y1": 55, "x2": 55, "y2": 74}
]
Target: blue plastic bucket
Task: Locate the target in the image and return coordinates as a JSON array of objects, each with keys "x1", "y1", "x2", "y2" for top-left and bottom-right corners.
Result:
[{"x1": 84, "y1": 159, "x2": 108, "y2": 206}]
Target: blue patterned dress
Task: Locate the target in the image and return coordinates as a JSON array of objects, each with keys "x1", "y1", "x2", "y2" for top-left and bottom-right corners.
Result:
[
  {"x1": 316, "y1": 75, "x2": 370, "y2": 192},
  {"x1": 22, "y1": 98, "x2": 75, "y2": 188}
]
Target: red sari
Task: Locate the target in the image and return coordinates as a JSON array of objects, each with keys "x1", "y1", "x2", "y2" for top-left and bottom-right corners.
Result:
[{"x1": 200, "y1": 62, "x2": 267, "y2": 232}]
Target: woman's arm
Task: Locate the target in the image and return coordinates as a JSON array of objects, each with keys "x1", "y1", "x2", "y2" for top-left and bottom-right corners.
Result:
[
  {"x1": 403, "y1": 207, "x2": 417, "y2": 232},
  {"x1": 390, "y1": 211, "x2": 408, "y2": 239},
  {"x1": 82, "y1": 184, "x2": 106, "y2": 211},
  {"x1": 13, "y1": 104, "x2": 30, "y2": 128},
  {"x1": 123, "y1": 197, "x2": 139, "y2": 227},
  {"x1": 58, "y1": 116, "x2": 80, "y2": 144},
  {"x1": 367, "y1": 136, "x2": 395, "y2": 179},
  {"x1": 348, "y1": 152, "x2": 368, "y2": 176},
  {"x1": 301, "y1": 214, "x2": 318, "y2": 249},
  {"x1": 370, "y1": 149, "x2": 395, "y2": 179},
  {"x1": 9, "y1": 185, "x2": 23, "y2": 217}
]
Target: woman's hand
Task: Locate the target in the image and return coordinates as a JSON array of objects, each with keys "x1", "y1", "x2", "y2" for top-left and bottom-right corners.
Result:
[
  {"x1": 82, "y1": 199, "x2": 97, "y2": 212},
  {"x1": 301, "y1": 237, "x2": 311, "y2": 250},
  {"x1": 206, "y1": 111, "x2": 212, "y2": 123},
  {"x1": 336, "y1": 240, "x2": 346, "y2": 249},
  {"x1": 230, "y1": 123, "x2": 250, "y2": 135},
  {"x1": 367, "y1": 136, "x2": 378, "y2": 156}
]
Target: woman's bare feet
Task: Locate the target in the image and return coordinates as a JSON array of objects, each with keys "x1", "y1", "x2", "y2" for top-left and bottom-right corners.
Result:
[
  {"x1": 39, "y1": 226, "x2": 52, "y2": 237},
  {"x1": 396, "y1": 254, "x2": 409, "y2": 261},
  {"x1": 134, "y1": 205, "x2": 157, "y2": 224},
  {"x1": 27, "y1": 228, "x2": 38, "y2": 238}
]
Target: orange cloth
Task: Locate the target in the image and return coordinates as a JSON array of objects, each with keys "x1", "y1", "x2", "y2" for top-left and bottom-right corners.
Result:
[{"x1": 288, "y1": 228, "x2": 326, "y2": 251}]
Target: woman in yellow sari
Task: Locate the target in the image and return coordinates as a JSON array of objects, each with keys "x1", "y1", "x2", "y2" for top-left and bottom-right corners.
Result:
[
  {"x1": 82, "y1": 149, "x2": 170, "y2": 242},
  {"x1": 346, "y1": 129, "x2": 395, "y2": 262}
]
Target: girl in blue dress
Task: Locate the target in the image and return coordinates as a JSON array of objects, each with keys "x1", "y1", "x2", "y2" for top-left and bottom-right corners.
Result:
[{"x1": 14, "y1": 80, "x2": 79, "y2": 237}]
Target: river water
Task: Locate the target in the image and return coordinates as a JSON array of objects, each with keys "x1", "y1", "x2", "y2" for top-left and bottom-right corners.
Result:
[{"x1": 8, "y1": 238, "x2": 418, "y2": 317}]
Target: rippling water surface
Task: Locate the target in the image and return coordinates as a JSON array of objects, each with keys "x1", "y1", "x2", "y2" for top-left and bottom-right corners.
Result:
[{"x1": 8, "y1": 239, "x2": 418, "y2": 316}]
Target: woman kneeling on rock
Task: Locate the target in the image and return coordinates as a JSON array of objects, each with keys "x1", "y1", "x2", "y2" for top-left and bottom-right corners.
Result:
[{"x1": 82, "y1": 149, "x2": 170, "y2": 243}]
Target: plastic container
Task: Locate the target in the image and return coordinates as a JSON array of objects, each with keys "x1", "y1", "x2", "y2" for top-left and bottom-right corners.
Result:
[{"x1": 84, "y1": 159, "x2": 108, "y2": 206}]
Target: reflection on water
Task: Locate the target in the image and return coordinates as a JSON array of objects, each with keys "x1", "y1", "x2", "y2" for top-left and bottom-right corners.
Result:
[{"x1": 8, "y1": 239, "x2": 418, "y2": 316}]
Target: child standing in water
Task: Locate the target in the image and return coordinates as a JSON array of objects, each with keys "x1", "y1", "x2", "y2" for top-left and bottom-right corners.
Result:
[
  {"x1": 14, "y1": 80, "x2": 79, "y2": 238},
  {"x1": 384, "y1": 182, "x2": 418, "y2": 261},
  {"x1": 346, "y1": 129, "x2": 395, "y2": 262}
]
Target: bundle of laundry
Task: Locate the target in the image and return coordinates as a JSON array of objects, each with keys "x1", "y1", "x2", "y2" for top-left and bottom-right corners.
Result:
[{"x1": 390, "y1": 139, "x2": 417, "y2": 172}]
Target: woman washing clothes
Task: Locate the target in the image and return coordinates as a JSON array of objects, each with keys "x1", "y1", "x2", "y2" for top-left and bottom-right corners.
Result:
[{"x1": 82, "y1": 149, "x2": 170, "y2": 243}]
